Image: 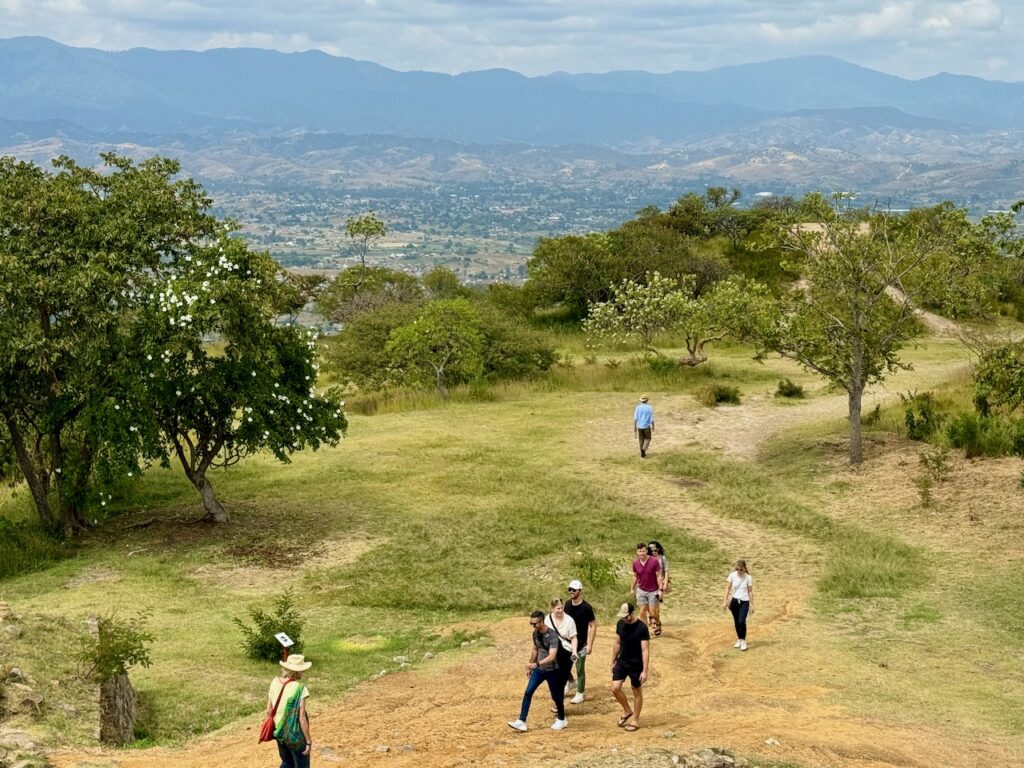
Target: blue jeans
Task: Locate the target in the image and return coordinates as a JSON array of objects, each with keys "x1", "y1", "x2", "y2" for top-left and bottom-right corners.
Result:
[
  {"x1": 277, "y1": 738, "x2": 310, "y2": 768},
  {"x1": 729, "y1": 598, "x2": 749, "y2": 640},
  {"x1": 519, "y1": 666, "x2": 565, "y2": 721}
]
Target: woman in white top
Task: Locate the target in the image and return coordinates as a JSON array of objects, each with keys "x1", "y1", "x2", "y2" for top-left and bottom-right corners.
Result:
[
  {"x1": 722, "y1": 560, "x2": 753, "y2": 651},
  {"x1": 546, "y1": 598, "x2": 579, "y2": 704}
]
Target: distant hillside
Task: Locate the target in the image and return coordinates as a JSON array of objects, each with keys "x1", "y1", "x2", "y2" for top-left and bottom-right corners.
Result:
[
  {"x1": 1, "y1": 38, "x2": 1023, "y2": 210},
  {"x1": 3, "y1": 37, "x2": 1024, "y2": 143}
]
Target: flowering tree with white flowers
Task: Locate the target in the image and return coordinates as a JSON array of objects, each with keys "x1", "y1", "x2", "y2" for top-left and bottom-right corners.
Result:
[
  {"x1": 0, "y1": 154, "x2": 346, "y2": 536},
  {"x1": 136, "y1": 231, "x2": 347, "y2": 522},
  {"x1": 584, "y1": 271, "x2": 774, "y2": 366}
]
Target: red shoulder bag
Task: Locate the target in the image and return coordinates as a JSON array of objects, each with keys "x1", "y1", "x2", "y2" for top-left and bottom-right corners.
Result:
[{"x1": 259, "y1": 679, "x2": 290, "y2": 743}]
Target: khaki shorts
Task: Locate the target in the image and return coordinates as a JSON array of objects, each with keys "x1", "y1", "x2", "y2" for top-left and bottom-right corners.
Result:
[{"x1": 636, "y1": 587, "x2": 659, "y2": 606}]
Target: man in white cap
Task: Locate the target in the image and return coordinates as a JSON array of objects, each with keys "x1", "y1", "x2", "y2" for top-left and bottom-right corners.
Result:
[
  {"x1": 633, "y1": 395, "x2": 655, "y2": 458},
  {"x1": 564, "y1": 579, "x2": 597, "y2": 704},
  {"x1": 610, "y1": 603, "x2": 649, "y2": 732},
  {"x1": 268, "y1": 654, "x2": 313, "y2": 766}
]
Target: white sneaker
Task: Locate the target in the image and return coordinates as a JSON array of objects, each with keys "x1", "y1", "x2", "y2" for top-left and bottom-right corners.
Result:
[
  {"x1": 507, "y1": 719, "x2": 528, "y2": 732},
  {"x1": 570, "y1": 693, "x2": 585, "y2": 704},
  {"x1": 551, "y1": 718, "x2": 568, "y2": 731},
  {"x1": 739, "y1": 640, "x2": 748, "y2": 651},
  {"x1": 734, "y1": 639, "x2": 743, "y2": 649}
]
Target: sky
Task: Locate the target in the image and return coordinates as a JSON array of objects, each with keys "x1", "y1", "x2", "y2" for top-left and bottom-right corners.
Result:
[{"x1": 0, "y1": 0, "x2": 1020, "y2": 81}]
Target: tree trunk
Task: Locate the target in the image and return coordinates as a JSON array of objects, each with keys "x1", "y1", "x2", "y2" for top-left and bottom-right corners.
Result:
[
  {"x1": 3, "y1": 413, "x2": 56, "y2": 533},
  {"x1": 434, "y1": 367, "x2": 449, "y2": 399},
  {"x1": 676, "y1": 352, "x2": 708, "y2": 367},
  {"x1": 847, "y1": 383, "x2": 864, "y2": 465},
  {"x1": 99, "y1": 674, "x2": 137, "y2": 745},
  {"x1": 194, "y1": 471, "x2": 229, "y2": 523}
]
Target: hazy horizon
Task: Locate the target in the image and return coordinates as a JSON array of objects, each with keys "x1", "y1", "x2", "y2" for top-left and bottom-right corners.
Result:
[{"x1": 1, "y1": 1, "x2": 1020, "y2": 82}]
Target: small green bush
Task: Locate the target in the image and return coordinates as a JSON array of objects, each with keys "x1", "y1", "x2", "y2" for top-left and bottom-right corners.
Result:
[
  {"x1": 647, "y1": 356, "x2": 678, "y2": 378},
  {"x1": 695, "y1": 384, "x2": 741, "y2": 407},
  {"x1": 234, "y1": 590, "x2": 304, "y2": 662},
  {"x1": 900, "y1": 391, "x2": 945, "y2": 441},
  {"x1": 571, "y1": 551, "x2": 617, "y2": 590},
  {"x1": 945, "y1": 413, "x2": 1024, "y2": 458},
  {"x1": 774, "y1": 378, "x2": 806, "y2": 399},
  {"x1": 77, "y1": 612, "x2": 154, "y2": 682}
]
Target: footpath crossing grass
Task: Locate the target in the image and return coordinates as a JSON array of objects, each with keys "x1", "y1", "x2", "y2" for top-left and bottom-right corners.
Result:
[
  {"x1": 651, "y1": 449, "x2": 926, "y2": 600},
  {"x1": 0, "y1": 394, "x2": 721, "y2": 745}
]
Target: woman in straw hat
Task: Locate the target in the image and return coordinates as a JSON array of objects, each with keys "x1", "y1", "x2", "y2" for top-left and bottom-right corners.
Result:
[{"x1": 268, "y1": 654, "x2": 313, "y2": 767}]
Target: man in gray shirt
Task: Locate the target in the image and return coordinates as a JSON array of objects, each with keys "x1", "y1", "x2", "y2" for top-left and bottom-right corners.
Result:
[{"x1": 508, "y1": 610, "x2": 568, "y2": 732}]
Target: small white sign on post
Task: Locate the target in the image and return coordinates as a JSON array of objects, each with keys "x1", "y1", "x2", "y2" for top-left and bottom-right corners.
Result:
[{"x1": 275, "y1": 632, "x2": 295, "y2": 648}]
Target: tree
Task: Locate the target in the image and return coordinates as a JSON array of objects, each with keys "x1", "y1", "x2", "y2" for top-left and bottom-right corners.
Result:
[
  {"x1": 0, "y1": 154, "x2": 215, "y2": 536},
  {"x1": 345, "y1": 213, "x2": 386, "y2": 273},
  {"x1": 385, "y1": 299, "x2": 484, "y2": 397},
  {"x1": 526, "y1": 233, "x2": 617, "y2": 317},
  {"x1": 422, "y1": 265, "x2": 464, "y2": 299},
  {"x1": 136, "y1": 230, "x2": 347, "y2": 523},
  {"x1": 316, "y1": 265, "x2": 421, "y2": 324},
  {"x1": 763, "y1": 208, "x2": 991, "y2": 464},
  {"x1": 0, "y1": 154, "x2": 346, "y2": 535},
  {"x1": 973, "y1": 340, "x2": 1024, "y2": 415},
  {"x1": 276, "y1": 272, "x2": 327, "y2": 323},
  {"x1": 584, "y1": 272, "x2": 774, "y2": 366},
  {"x1": 584, "y1": 272, "x2": 694, "y2": 352}
]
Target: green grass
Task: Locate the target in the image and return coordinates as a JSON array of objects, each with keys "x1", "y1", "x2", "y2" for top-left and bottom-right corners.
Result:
[
  {"x1": 3, "y1": 332, "x2": 1022, "y2": 752},
  {"x1": 0, "y1": 489, "x2": 69, "y2": 580},
  {"x1": 651, "y1": 449, "x2": 925, "y2": 600},
  {"x1": 0, "y1": 394, "x2": 721, "y2": 745}
]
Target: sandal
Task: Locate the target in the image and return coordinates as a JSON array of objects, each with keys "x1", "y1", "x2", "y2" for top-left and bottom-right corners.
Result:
[
  {"x1": 624, "y1": 723, "x2": 640, "y2": 732},
  {"x1": 617, "y1": 711, "x2": 633, "y2": 727},
  {"x1": 654, "y1": 621, "x2": 662, "y2": 637}
]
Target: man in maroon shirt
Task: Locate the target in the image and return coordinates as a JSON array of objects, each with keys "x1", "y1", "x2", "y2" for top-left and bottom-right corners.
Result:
[{"x1": 631, "y1": 542, "x2": 662, "y2": 635}]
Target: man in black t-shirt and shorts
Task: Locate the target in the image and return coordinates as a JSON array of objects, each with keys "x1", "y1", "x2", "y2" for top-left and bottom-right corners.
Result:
[{"x1": 610, "y1": 602, "x2": 650, "y2": 732}]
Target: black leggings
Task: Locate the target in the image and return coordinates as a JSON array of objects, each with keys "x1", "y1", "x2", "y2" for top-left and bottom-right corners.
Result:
[
  {"x1": 556, "y1": 647, "x2": 574, "y2": 688},
  {"x1": 729, "y1": 598, "x2": 749, "y2": 640}
]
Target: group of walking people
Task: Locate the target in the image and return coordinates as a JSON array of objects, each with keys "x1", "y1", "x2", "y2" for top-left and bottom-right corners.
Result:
[{"x1": 508, "y1": 546, "x2": 754, "y2": 734}]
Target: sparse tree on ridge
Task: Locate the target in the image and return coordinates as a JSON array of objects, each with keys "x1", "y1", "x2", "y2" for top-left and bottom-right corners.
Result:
[{"x1": 762, "y1": 205, "x2": 993, "y2": 464}]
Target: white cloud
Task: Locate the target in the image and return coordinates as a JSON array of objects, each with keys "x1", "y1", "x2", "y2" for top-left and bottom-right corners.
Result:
[{"x1": 0, "y1": 0, "x2": 1020, "y2": 80}]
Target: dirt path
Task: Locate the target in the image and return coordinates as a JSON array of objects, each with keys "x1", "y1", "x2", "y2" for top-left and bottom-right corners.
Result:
[
  {"x1": 49, "y1": 608, "x2": 1016, "y2": 768},
  {"x1": 48, "y1": 367, "x2": 1020, "y2": 768}
]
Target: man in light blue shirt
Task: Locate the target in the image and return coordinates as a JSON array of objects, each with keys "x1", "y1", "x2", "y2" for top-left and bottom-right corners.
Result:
[{"x1": 633, "y1": 395, "x2": 655, "y2": 458}]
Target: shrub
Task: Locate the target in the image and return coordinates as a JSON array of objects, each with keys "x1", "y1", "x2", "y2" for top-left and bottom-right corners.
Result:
[
  {"x1": 603, "y1": 358, "x2": 621, "y2": 370},
  {"x1": 695, "y1": 384, "x2": 741, "y2": 407},
  {"x1": 774, "y1": 378, "x2": 806, "y2": 399},
  {"x1": 900, "y1": 391, "x2": 945, "y2": 441},
  {"x1": 234, "y1": 590, "x2": 304, "y2": 662},
  {"x1": 571, "y1": 551, "x2": 617, "y2": 590},
  {"x1": 916, "y1": 445, "x2": 951, "y2": 507},
  {"x1": 946, "y1": 413, "x2": 1020, "y2": 458},
  {"x1": 77, "y1": 612, "x2": 153, "y2": 682},
  {"x1": 647, "y1": 356, "x2": 678, "y2": 378}
]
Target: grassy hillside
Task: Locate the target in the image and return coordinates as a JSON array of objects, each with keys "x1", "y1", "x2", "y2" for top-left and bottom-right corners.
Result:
[{"x1": 2, "y1": 339, "x2": 1023, "y2": 764}]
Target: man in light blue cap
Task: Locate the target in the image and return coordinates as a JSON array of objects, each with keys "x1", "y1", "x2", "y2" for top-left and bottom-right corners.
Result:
[{"x1": 633, "y1": 395, "x2": 655, "y2": 458}]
